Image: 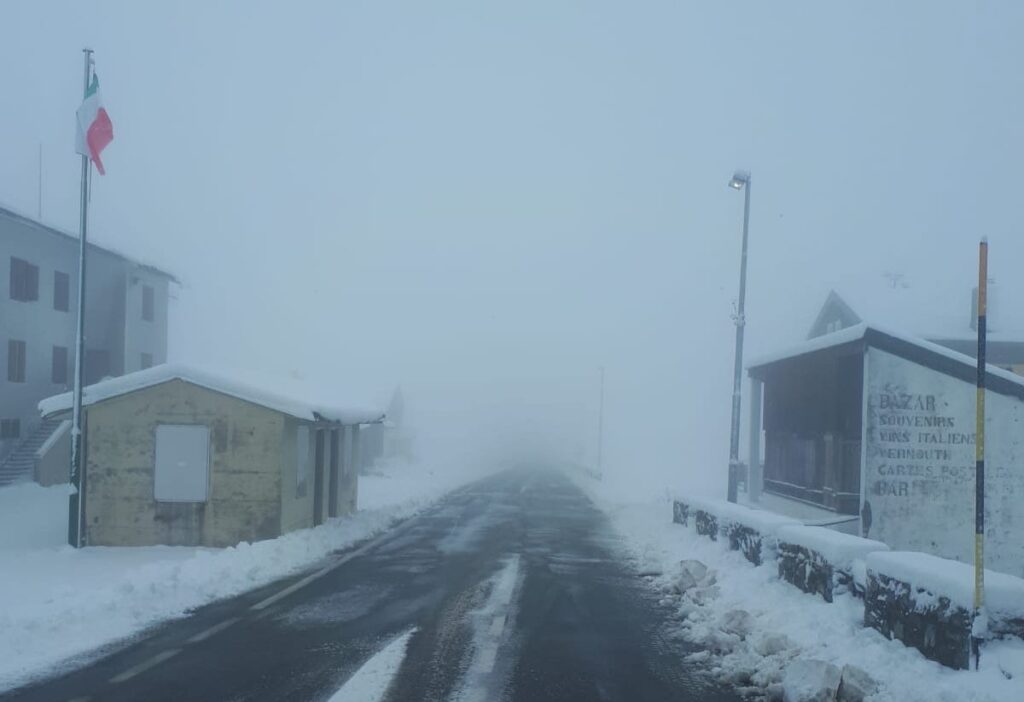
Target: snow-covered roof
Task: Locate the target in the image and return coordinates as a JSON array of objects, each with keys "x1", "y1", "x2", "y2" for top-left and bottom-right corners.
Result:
[
  {"x1": 0, "y1": 203, "x2": 177, "y2": 283},
  {"x1": 815, "y1": 279, "x2": 1024, "y2": 342},
  {"x1": 38, "y1": 364, "x2": 386, "y2": 425},
  {"x1": 748, "y1": 322, "x2": 1024, "y2": 395}
]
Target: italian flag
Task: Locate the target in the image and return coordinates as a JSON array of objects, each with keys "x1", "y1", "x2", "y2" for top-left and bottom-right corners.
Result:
[{"x1": 75, "y1": 74, "x2": 114, "y2": 175}]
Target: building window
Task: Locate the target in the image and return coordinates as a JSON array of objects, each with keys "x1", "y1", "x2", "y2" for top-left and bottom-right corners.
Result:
[
  {"x1": 142, "y1": 285, "x2": 155, "y2": 322},
  {"x1": 53, "y1": 271, "x2": 70, "y2": 312},
  {"x1": 0, "y1": 419, "x2": 19, "y2": 439},
  {"x1": 140, "y1": 352, "x2": 153, "y2": 370},
  {"x1": 154, "y1": 424, "x2": 210, "y2": 502},
  {"x1": 84, "y1": 349, "x2": 110, "y2": 385},
  {"x1": 296, "y1": 425, "x2": 310, "y2": 497},
  {"x1": 52, "y1": 346, "x2": 68, "y2": 385},
  {"x1": 7, "y1": 340, "x2": 26, "y2": 382},
  {"x1": 9, "y1": 257, "x2": 39, "y2": 302}
]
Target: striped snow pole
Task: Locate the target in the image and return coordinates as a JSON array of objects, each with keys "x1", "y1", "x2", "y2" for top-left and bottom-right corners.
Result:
[{"x1": 972, "y1": 238, "x2": 988, "y2": 669}]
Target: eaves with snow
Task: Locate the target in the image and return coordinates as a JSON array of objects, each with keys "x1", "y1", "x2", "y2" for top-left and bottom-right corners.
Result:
[
  {"x1": 38, "y1": 363, "x2": 386, "y2": 425},
  {"x1": 747, "y1": 322, "x2": 1024, "y2": 400}
]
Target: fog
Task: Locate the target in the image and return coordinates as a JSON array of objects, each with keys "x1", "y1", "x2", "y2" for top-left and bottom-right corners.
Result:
[{"x1": 3, "y1": 1, "x2": 1023, "y2": 499}]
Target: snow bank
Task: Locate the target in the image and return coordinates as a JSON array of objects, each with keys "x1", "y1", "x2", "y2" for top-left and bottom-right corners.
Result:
[
  {"x1": 0, "y1": 462, "x2": 473, "y2": 691},
  {"x1": 867, "y1": 551, "x2": 1024, "y2": 619},
  {"x1": 577, "y1": 475, "x2": 1023, "y2": 701}
]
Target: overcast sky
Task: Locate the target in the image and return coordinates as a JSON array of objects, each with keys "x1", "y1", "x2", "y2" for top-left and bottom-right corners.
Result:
[{"x1": 2, "y1": 1, "x2": 1023, "y2": 496}]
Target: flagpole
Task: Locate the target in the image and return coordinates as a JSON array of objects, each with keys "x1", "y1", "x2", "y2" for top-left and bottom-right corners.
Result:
[{"x1": 69, "y1": 48, "x2": 93, "y2": 548}]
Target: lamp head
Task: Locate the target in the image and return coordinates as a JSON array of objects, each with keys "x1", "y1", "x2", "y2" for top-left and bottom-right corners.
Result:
[{"x1": 728, "y1": 171, "x2": 750, "y2": 190}]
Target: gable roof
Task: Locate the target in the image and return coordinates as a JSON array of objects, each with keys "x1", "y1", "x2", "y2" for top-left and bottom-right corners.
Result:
[
  {"x1": 810, "y1": 282, "x2": 1024, "y2": 342},
  {"x1": 749, "y1": 322, "x2": 1024, "y2": 401},
  {"x1": 38, "y1": 363, "x2": 386, "y2": 425},
  {"x1": 0, "y1": 204, "x2": 177, "y2": 283}
]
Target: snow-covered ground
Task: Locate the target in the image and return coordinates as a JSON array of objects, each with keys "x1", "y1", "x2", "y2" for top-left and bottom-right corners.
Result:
[
  {"x1": 0, "y1": 460, "x2": 475, "y2": 692},
  {"x1": 577, "y1": 473, "x2": 1024, "y2": 702}
]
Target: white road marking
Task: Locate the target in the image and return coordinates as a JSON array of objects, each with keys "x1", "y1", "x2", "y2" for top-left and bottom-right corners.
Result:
[
  {"x1": 488, "y1": 614, "x2": 506, "y2": 637},
  {"x1": 250, "y1": 517, "x2": 419, "y2": 612},
  {"x1": 250, "y1": 565, "x2": 335, "y2": 611},
  {"x1": 326, "y1": 628, "x2": 416, "y2": 702},
  {"x1": 453, "y1": 554, "x2": 523, "y2": 700},
  {"x1": 108, "y1": 649, "x2": 181, "y2": 684},
  {"x1": 186, "y1": 616, "x2": 240, "y2": 644}
]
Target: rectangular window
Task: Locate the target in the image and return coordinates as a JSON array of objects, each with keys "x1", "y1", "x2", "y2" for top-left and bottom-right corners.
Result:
[
  {"x1": 0, "y1": 419, "x2": 19, "y2": 439},
  {"x1": 142, "y1": 285, "x2": 155, "y2": 322},
  {"x1": 84, "y1": 349, "x2": 110, "y2": 385},
  {"x1": 7, "y1": 340, "x2": 26, "y2": 382},
  {"x1": 9, "y1": 257, "x2": 39, "y2": 302},
  {"x1": 296, "y1": 425, "x2": 310, "y2": 497},
  {"x1": 53, "y1": 271, "x2": 70, "y2": 312},
  {"x1": 154, "y1": 424, "x2": 210, "y2": 502},
  {"x1": 140, "y1": 352, "x2": 153, "y2": 370},
  {"x1": 52, "y1": 346, "x2": 68, "y2": 385}
]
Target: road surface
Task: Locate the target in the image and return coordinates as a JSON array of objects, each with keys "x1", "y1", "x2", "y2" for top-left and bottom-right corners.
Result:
[{"x1": 2, "y1": 468, "x2": 741, "y2": 702}]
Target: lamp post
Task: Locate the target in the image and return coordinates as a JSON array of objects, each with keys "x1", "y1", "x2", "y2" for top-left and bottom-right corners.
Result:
[{"x1": 726, "y1": 170, "x2": 751, "y2": 503}]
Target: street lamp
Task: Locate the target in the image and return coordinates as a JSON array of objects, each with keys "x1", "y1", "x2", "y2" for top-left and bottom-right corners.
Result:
[{"x1": 726, "y1": 170, "x2": 751, "y2": 503}]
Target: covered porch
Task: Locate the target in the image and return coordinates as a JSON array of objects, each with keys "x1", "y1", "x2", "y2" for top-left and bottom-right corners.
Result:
[{"x1": 749, "y1": 338, "x2": 865, "y2": 517}]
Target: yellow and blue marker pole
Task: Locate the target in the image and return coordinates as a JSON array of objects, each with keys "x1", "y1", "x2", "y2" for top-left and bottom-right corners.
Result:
[{"x1": 972, "y1": 238, "x2": 987, "y2": 670}]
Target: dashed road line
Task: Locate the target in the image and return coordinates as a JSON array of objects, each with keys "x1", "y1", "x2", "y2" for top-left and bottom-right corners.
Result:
[
  {"x1": 108, "y1": 649, "x2": 181, "y2": 684},
  {"x1": 186, "y1": 616, "x2": 240, "y2": 644},
  {"x1": 251, "y1": 517, "x2": 419, "y2": 613},
  {"x1": 250, "y1": 565, "x2": 335, "y2": 611}
]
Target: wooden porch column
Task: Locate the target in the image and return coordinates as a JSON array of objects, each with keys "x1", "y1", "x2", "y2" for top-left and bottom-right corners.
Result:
[{"x1": 748, "y1": 377, "x2": 763, "y2": 502}]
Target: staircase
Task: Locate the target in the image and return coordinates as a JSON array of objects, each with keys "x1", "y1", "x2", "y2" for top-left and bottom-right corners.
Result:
[{"x1": 0, "y1": 417, "x2": 64, "y2": 487}]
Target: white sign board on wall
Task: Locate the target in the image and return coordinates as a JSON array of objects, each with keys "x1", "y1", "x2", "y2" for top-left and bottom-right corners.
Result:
[
  {"x1": 154, "y1": 424, "x2": 211, "y2": 503},
  {"x1": 863, "y1": 347, "x2": 1024, "y2": 577}
]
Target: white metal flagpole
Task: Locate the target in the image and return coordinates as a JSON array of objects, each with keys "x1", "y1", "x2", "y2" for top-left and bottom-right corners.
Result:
[{"x1": 69, "y1": 48, "x2": 94, "y2": 548}]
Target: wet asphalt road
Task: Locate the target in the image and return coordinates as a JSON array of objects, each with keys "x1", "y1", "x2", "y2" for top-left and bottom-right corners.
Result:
[{"x1": 1, "y1": 468, "x2": 742, "y2": 702}]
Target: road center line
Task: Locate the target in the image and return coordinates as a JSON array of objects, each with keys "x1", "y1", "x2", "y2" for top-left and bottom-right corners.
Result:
[
  {"x1": 186, "y1": 616, "x2": 240, "y2": 644},
  {"x1": 250, "y1": 517, "x2": 420, "y2": 612},
  {"x1": 108, "y1": 649, "x2": 181, "y2": 684}
]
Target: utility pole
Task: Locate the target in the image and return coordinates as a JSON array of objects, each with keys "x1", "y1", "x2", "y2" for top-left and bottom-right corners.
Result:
[
  {"x1": 726, "y1": 170, "x2": 752, "y2": 503},
  {"x1": 972, "y1": 238, "x2": 988, "y2": 669},
  {"x1": 597, "y1": 366, "x2": 605, "y2": 479},
  {"x1": 37, "y1": 143, "x2": 43, "y2": 220},
  {"x1": 69, "y1": 48, "x2": 94, "y2": 548}
]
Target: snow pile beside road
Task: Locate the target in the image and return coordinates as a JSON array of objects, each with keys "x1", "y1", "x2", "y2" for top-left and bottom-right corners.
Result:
[
  {"x1": 578, "y1": 478, "x2": 1023, "y2": 702},
  {"x1": 0, "y1": 463, "x2": 473, "y2": 692}
]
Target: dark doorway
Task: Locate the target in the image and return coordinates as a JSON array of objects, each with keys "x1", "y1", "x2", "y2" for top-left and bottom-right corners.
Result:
[
  {"x1": 313, "y1": 429, "x2": 325, "y2": 525},
  {"x1": 328, "y1": 429, "x2": 340, "y2": 518}
]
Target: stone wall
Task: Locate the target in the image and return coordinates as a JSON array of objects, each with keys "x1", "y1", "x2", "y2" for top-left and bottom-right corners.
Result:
[
  {"x1": 673, "y1": 496, "x2": 1024, "y2": 670},
  {"x1": 864, "y1": 570, "x2": 972, "y2": 670}
]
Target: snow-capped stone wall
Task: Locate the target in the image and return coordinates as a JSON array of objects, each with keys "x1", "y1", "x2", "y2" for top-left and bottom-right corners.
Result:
[
  {"x1": 673, "y1": 497, "x2": 799, "y2": 566},
  {"x1": 865, "y1": 551, "x2": 1024, "y2": 670},
  {"x1": 775, "y1": 525, "x2": 888, "y2": 602}
]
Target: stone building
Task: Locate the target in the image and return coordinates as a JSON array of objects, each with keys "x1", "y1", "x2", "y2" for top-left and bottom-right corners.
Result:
[{"x1": 38, "y1": 364, "x2": 385, "y2": 547}]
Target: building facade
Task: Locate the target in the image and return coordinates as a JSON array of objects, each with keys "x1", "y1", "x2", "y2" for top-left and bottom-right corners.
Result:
[
  {"x1": 747, "y1": 325, "x2": 1024, "y2": 577},
  {"x1": 0, "y1": 205, "x2": 174, "y2": 474},
  {"x1": 39, "y1": 366, "x2": 384, "y2": 547}
]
